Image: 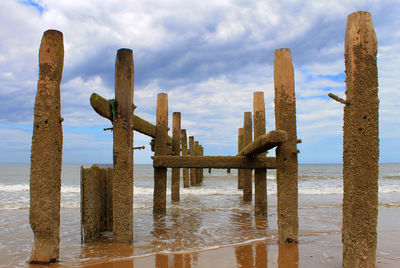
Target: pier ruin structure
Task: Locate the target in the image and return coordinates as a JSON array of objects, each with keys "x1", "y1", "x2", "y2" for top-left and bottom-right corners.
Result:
[
  {"x1": 29, "y1": 10, "x2": 379, "y2": 266},
  {"x1": 86, "y1": 47, "x2": 299, "y2": 245}
]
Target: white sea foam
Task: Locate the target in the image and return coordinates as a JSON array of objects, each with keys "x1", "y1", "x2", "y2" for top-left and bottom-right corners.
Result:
[{"x1": 0, "y1": 183, "x2": 80, "y2": 193}]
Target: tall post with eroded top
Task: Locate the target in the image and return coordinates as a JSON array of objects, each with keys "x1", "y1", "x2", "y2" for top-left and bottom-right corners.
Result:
[
  {"x1": 274, "y1": 48, "x2": 299, "y2": 243},
  {"x1": 342, "y1": 11, "x2": 378, "y2": 267},
  {"x1": 181, "y1": 129, "x2": 190, "y2": 188},
  {"x1": 29, "y1": 30, "x2": 64, "y2": 264},
  {"x1": 238, "y1": 128, "x2": 244, "y2": 189},
  {"x1": 243, "y1": 112, "x2": 253, "y2": 202},
  {"x1": 200, "y1": 145, "x2": 204, "y2": 183},
  {"x1": 195, "y1": 141, "x2": 201, "y2": 185},
  {"x1": 113, "y1": 49, "x2": 134, "y2": 243},
  {"x1": 171, "y1": 112, "x2": 181, "y2": 202},
  {"x1": 189, "y1": 136, "x2": 196, "y2": 186},
  {"x1": 154, "y1": 93, "x2": 169, "y2": 214},
  {"x1": 253, "y1": 92, "x2": 267, "y2": 215}
]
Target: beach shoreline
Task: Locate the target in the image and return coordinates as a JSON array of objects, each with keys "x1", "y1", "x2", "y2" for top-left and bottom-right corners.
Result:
[{"x1": 4, "y1": 205, "x2": 400, "y2": 268}]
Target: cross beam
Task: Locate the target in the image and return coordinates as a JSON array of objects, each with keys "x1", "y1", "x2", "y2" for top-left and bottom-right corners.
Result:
[
  {"x1": 90, "y1": 92, "x2": 170, "y2": 141},
  {"x1": 152, "y1": 155, "x2": 277, "y2": 169},
  {"x1": 238, "y1": 130, "x2": 287, "y2": 156}
]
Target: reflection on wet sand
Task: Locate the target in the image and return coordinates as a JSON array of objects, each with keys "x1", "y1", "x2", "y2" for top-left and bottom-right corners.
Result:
[
  {"x1": 79, "y1": 240, "x2": 134, "y2": 265},
  {"x1": 155, "y1": 253, "x2": 193, "y2": 268},
  {"x1": 255, "y1": 243, "x2": 267, "y2": 268},
  {"x1": 235, "y1": 244, "x2": 254, "y2": 267},
  {"x1": 278, "y1": 243, "x2": 298, "y2": 268}
]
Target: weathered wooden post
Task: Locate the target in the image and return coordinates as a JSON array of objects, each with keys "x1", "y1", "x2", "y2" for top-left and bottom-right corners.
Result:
[
  {"x1": 274, "y1": 48, "x2": 299, "y2": 243},
  {"x1": 81, "y1": 165, "x2": 113, "y2": 242},
  {"x1": 113, "y1": 48, "x2": 134, "y2": 243},
  {"x1": 243, "y1": 112, "x2": 253, "y2": 202},
  {"x1": 189, "y1": 136, "x2": 196, "y2": 186},
  {"x1": 171, "y1": 112, "x2": 181, "y2": 202},
  {"x1": 154, "y1": 93, "x2": 169, "y2": 214},
  {"x1": 181, "y1": 129, "x2": 190, "y2": 188},
  {"x1": 237, "y1": 128, "x2": 244, "y2": 189},
  {"x1": 29, "y1": 30, "x2": 64, "y2": 264},
  {"x1": 253, "y1": 92, "x2": 267, "y2": 215},
  {"x1": 200, "y1": 145, "x2": 204, "y2": 184},
  {"x1": 342, "y1": 11, "x2": 378, "y2": 267},
  {"x1": 195, "y1": 141, "x2": 201, "y2": 185}
]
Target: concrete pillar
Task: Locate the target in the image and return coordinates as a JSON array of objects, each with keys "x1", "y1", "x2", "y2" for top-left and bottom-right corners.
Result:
[
  {"x1": 153, "y1": 93, "x2": 169, "y2": 214},
  {"x1": 243, "y1": 112, "x2": 253, "y2": 202},
  {"x1": 29, "y1": 30, "x2": 64, "y2": 264},
  {"x1": 80, "y1": 165, "x2": 113, "y2": 242},
  {"x1": 200, "y1": 145, "x2": 204, "y2": 184},
  {"x1": 253, "y1": 92, "x2": 267, "y2": 215},
  {"x1": 189, "y1": 136, "x2": 196, "y2": 186},
  {"x1": 113, "y1": 49, "x2": 134, "y2": 243},
  {"x1": 181, "y1": 129, "x2": 190, "y2": 188},
  {"x1": 342, "y1": 11, "x2": 378, "y2": 267},
  {"x1": 237, "y1": 128, "x2": 244, "y2": 189},
  {"x1": 195, "y1": 141, "x2": 201, "y2": 185},
  {"x1": 274, "y1": 48, "x2": 299, "y2": 243},
  {"x1": 171, "y1": 112, "x2": 181, "y2": 202}
]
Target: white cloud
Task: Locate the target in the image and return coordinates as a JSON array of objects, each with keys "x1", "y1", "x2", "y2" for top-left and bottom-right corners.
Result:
[{"x1": 0, "y1": 0, "x2": 399, "y2": 163}]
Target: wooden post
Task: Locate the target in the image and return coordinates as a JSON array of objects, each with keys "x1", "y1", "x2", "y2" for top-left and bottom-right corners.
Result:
[
  {"x1": 81, "y1": 165, "x2": 113, "y2": 242},
  {"x1": 200, "y1": 145, "x2": 204, "y2": 184},
  {"x1": 171, "y1": 112, "x2": 181, "y2": 202},
  {"x1": 342, "y1": 11, "x2": 378, "y2": 267},
  {"x1": 195, "y1": 141, "x2": 201, "y2": 185},
  {"x1": 113, "y1": 48, "x2": 134, "y2": 243},
  {"x1": 29, "y1": 30, "x2": 64, "y2": 264},
  {"x1": 243, "y1": 112, "x2": 253, "y2": 202},
  {"x1": 181, "y1": 129, "x2": 190, "y2": 188},
  {"x1": 253, "y1": 92, "x2": 267, "y2": 215},
  {"x1": 153, "y1": 93, "x2": 169, "y2": 214},
  {"x1": 238, "y1": 128, "x2": 244, "y2": 189},
  {"x1": 189, "y1": 136, "x2": 196, "y2": 186},
  {"x1": 274, "y1": 48, "x2": 299, "y2": 243}
]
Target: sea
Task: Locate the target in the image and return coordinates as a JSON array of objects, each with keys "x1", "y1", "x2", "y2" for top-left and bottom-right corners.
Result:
[{"x1": 0, "y1": 163, "x2": 399, "y2": 267}]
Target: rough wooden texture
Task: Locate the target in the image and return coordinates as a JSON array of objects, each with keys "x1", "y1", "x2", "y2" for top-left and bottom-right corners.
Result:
[
  {"x1": 152, "y1": 156, "x2": 277, "y2": 169},
  {"x1": 253, "y1": 92, "x2": 267, "y2": 216},
  {"x1": 80, "y1": 165, "x2": 113, "y2": 242},
  {"x1": 112, "y1": 49, "x2": 134, "y2": 243},
  {"x1": 29, "y1": 30, "x2": 64, "y2": 265},
  {"x1": 274, "y1": 48, "x2": 299, "y2": 244},
  {"x1": 342, "y1": 11, "x2": 378, "y2": 267},
  {"x1": 181, "y1": 129, "x2": 190, "y2": 188},
  {"x1": 243, "y1": 112, "x2": 253, "y2": 202},
  {"x1": 200, "y1": 145, "x2": 204, "y2": 184},
  {"x1": 195, "y1": 141, "x2": 202, "y2": 185},
  {"x1": 237, "y1": 128, "x2": 244, "y2": 189},
  {"x1": 239, "y1": 130, "x2": 288, "y2": 156},
  {"x1": 171, "y1": 112, "x2": 181, "y2": 202},
  {"x1": 188, "y1": 136, "x2": 196, "y2": 186},
  {"x1": 153, "y1": 93, "x2": 168, "y2": 214},
  {"x1": 90, "y1": 93, "x2": 154, "y2": 136}
]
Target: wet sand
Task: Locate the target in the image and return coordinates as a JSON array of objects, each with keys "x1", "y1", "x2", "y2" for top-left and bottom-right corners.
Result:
[{"x1": 19, "y1": 205, "x2": 400, "y2": 268}]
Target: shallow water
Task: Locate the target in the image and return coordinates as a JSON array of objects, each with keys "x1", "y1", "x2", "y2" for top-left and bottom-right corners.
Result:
[{"x1": 0, "y1": 163, "x2": 399, "y2": 267}]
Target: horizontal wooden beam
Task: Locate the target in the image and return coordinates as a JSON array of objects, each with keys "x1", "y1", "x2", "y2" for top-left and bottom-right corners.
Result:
[
  {"x1": 132, "y1": 114, "x2": 156, "y2": 137},
  {"x1": 152, "y1": 155, "x2": 277, "y2": 169},
  {"x1": 90, "y1": 93, "x2": 172, "y2": 144},
  {"x1": 238, "y1": 130, "x2": 287, "y2": 156}
]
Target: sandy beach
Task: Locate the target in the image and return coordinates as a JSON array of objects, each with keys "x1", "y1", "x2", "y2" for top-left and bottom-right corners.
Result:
[
  {"x1": 22, "y1": 205, "x2": 399, "y2": 268},
  {"x1": 1, "y1": 164, "x2": 400, "y2": 267}
]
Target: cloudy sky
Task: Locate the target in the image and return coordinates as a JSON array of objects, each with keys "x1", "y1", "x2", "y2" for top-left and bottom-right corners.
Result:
[{"x1": 1, "y1": 0, "x2": 399, "y2": 164}]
